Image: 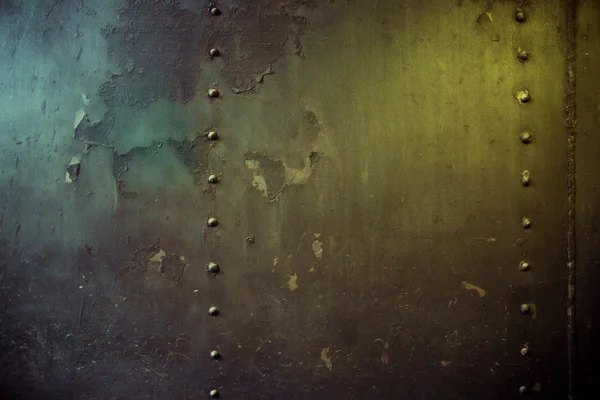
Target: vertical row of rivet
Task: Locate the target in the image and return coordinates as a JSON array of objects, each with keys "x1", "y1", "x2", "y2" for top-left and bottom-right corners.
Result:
[
  {"x1": 515, "y1": 7, "x2": 532, "y2": 396},
  {"x1": 207, "y1": 5, "x2": 222, "y2": 398}
]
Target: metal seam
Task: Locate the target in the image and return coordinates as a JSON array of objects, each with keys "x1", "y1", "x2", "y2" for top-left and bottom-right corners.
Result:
[{"x1": 565, "y1": 0, "x2": 577, "y2": 398}]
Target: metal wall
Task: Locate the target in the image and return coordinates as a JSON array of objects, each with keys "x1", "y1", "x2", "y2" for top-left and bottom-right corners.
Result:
[{"x1": 0, "y1": 0, "x2": 596, "y2": 399}]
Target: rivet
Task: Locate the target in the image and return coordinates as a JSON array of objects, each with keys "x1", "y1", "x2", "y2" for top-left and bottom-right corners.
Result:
[
  {"x1": 208, "y1": 88, "x2": 220, "y2": 98},
  {"x1": 519, "y1": 385, "x2": 528, "y2": 395},
  {"x1": 208, "y1": 174, "x2": 219, "y2": 183},
  {"x1": 519, "y1": 132, "x2": 532, "y2": 144},
  {"x1": 520, "y1": 170, "x2": 531, "y2": 186},
  {"x1": 519, "y1": 260, "x2": 531, "y2": 271},
  {"x1": 207, "y1": 131, "x2": 219, "y2": 141},
  {"x1": 520, "y1": 346, "x2": 529, "y2": 356},
  {"x1": 517, "y1": 49, "x2": 529, "y2": 62},
  {"x1": 207, "y1": 217, "x2": 218, "y2": 227},
  {"x1": 207, "y1": 262, "x2": 220, "y2": 274},
  {"x1": 522, "y1": 217, "x2": 532, "y2": 229},
  {"x1": 515, "y1": 9, "x2": 526, "y2": 23},
  {"x1": 210, "y1": 7, "x2": 220, "y2": 16},
  {"x1": 210, "y1": 350, "x2": 221, "y2": 359},
  {"x1": 209, "y1": 48, "x2": 220, "y2": 57},
  {"x1": 209, "y1": 306, "x2": 219, "y2": 316},
  {"x1": 517, "y1": 90, "x2": 530, "y2": 103},
  {"x1": 520, "y1": 303, "x2": 531, "y2": 315},
  {"x1": 209, "y1": 389, "x2": 220, "y2": 398}
]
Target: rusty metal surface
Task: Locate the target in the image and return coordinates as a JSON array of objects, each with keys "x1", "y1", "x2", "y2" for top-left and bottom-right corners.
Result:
[{"x1": 0, "y1": 0, "x2": 591, "y2": 398}]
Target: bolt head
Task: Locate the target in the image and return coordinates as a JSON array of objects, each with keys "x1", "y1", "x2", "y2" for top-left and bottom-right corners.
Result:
[
  {"x1": 207, "y1": 131, "x2": 219, "y2": 141},
  {"x1": 210, "y1": 7, "x2": 220, "y2": 16},
  {"x1": 519, "y1": 132, "x2": 532, "y2": 144},
  {"x1": 517, "y1": 90, "x2": 530, "y2": 103},
  {"x1": 519, "y1": 385, "x2": 528, "y2": 395},
  {"x1": 209, "y1": 48, "x2": 220, "y2": 57},
  {"x1": 208, "y1": 174, "x2": 219, "y2": 183},
  {"x1": 517, "y1": 50, "x2": 529, "y2": 62},
  {"x1": 207, "y1": 217, "x2": 218, "y2": 227},
  {"x1": 519, "y1": 261, "x2": 531, "y2": 272},
  {"x1": 522, "y1": 217, "x2": 532, "y2": 229},
  {"x1": 209, "y1": 389, "x2": 220, "y2": 398},
  {"x1": 210, "y1": 350, "x2": 221, "y2": 359},
  {"x1": 209, "y1": 306, "x2": 219, "y2": 316},
  {"x1": 207, "y1": 262, "x2": 220, "y2": 273},
  {"x1": 515, "y1": 10, "x2": 526, "y2": 23},
  {"x1": 520, "y1": 347, "x2": 529, "y2": 356},
  {"x1": 520, "y1": 303, "x2": 531, "y2": 314},
  {"x1": 520, "y1": 170, "x2": 531, "y2": 186},
  {"x1": 208, "y1": 88, "x2": 220, "y2": 98}
]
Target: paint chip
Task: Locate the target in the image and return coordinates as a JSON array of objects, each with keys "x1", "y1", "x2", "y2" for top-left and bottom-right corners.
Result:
[
  {"x1": 320, "y1": 347, "x2": 332, "y2": 370},
  {"x1": 381, "y1": 352, "x2": 389, "y2": 365},
  {"x1": 287, "y1": 273, "x2": 298, "y2": 292},
  {"x1": 462, "y1": 281, "x2": 486, "y2": 297},
  {"x1": 148, "y1": 249, "x2": 166, "y2": 264},
  {"x1": 312, "y1": 238, "x2": 323, "y2": 260}
]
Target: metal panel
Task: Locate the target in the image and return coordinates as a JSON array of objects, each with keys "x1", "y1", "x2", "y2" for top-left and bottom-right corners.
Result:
[{"x1": 0, "y1": 0, "x2": 587, "y2": 398}]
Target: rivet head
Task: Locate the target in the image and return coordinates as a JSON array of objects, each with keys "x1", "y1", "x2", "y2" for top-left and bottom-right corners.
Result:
[
  {"x1": 520, "y1": 346, "x2": 529, "y2": 356},
  {"x1": 520, "y1": 170, "x2": 531, "y2": 186},
  {"x1": 209, "y1": 306, "x2": 219, "y2": 316},
  {"x1": 519, "y1": 260, "x2": 531, "y2": 271},
  {"x1": 207, "y1": 131, "x2": 219, "y2": 141},
  {"x1": 522, "y1": 217, "x2": 532, "y2": 229},
  {"x1": 209, "y1": 48, "x2": 220, "y2": 57},
  {"x1": 207, "y1": 262, "x2": 220, "y2": 273},
  {"x1": 210, "y1": 7, "x2": 220, "y2": 16},
  {"x1": 515, "y1": 10, "x2": 526, "y2": 23},
  {"x1": 208, "y1": 174, "x2": 219, "y2": 183},
  {"x1": 207, "y1": 217, "x2": 218, "y2": 227},
  {"x1": 517, "y1": 90, "x2": 530, "y2": 103},
  {"x1": 519, "y1": 132, "x2": 532, "y2": 144},
  {"x1": 210, "y1": 350, "x2": 221, "y2": 359},
  {"x1": 519, "y1": 385, "x2": 528, "y2": 395},
  {"x1": 517, "y1": 49, "x2": 529, "y2": 62},
  {"x1": 209, "y1": 389, "x2": 220, "y2": 398},
  {"x1": 520, "y1": 303, "x2": 531, "y2": 315},
  {"x1": 208, "y1": 88, "x2": 220, "y2": 98}
]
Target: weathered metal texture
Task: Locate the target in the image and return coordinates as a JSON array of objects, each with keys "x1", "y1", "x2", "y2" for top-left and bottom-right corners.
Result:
[
  {"x1": 576, "y1": 1, "x2": 600, "y2": 398},
  {"x1": 0, "y1": 0, "x2": 587, "y2": 398}
]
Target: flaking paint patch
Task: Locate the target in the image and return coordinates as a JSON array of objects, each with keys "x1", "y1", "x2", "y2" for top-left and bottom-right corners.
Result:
[
  {"x1": 245, "y1": 159, "x2": 269, "y2": 198},
  {"x1": 148, "y1": 249, "x2": 166, "y2": 264},
  {"x1": 287, "y1": 273, "x2": 298, "y2": 292},
  {"x1": 462, "y1": 281, "x2": 486, "y2": 297},
  {"x1": 320, "y1": 347, "x2": 332, "y2": 370},
  {"x1": 312, "y1": 233, "x2": 323, "y2": 260}
]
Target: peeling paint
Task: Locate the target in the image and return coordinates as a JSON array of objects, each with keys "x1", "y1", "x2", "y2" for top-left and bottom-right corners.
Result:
[
  {"x1": 148, "y1": 249, "x2": 166, "y2": 264},
  {"x1": 245, "y1": 159, "x2": 269, "y2": 198},
  {"x1": 320, "y1": 347, "x2": 332, "y2": 370},
  {"x1": 462, "y1": 281, "x2": 486, "y2": 297},
  {"x1": 312, "y1": 234, "x2": 323, "y2": 260},
  {"x1": 287, "y1": 273, "x2": 298, "y2": 292}
]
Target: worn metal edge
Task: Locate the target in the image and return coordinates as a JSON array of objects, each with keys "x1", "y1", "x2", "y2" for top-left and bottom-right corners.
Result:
[{"x1": 565, "y1": 0, "x2": 577, "y2": 398}]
